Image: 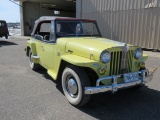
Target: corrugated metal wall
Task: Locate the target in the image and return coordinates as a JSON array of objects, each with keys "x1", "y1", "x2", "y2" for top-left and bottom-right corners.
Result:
[{"x1": 77, "y1": 0, "x2": 160, "y2": 50}]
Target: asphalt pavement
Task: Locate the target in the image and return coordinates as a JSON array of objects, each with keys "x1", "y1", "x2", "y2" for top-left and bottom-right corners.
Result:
[{"x1": 0, "y1": 36, "x2": 160, "y2": 120}]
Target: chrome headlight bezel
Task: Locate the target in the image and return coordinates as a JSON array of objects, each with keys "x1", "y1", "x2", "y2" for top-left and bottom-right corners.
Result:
[
  {"x1": 134, "y1": 48, "x2": 143, "y2": 59},
  {"x1": 100, "y1": 50, "x2": 111, "y2": 63}
]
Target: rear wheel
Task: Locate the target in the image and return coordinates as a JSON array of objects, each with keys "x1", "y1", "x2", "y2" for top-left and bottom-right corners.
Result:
[
  {"x1": 29, "y1": 49, "x2": 40, "y2": 71},
  {"x1": 62, "y1": 65, "x2": 90, "y2": 107},
  {"x1": 5, "y1": 34, "x2": 8, "y2": 39}
]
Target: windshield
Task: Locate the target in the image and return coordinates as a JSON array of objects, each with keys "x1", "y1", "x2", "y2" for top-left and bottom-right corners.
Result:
[{"x1": 56, "y1": 21, "x2": 101, "y2": 37}]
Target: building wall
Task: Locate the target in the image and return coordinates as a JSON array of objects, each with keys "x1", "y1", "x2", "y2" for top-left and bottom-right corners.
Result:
[
  {"x1": 77, "y1": 0, "x2": 160, "y2": 50},
  {"x1": 23, "y1": 2, "x2": 75, "y2": 36}
]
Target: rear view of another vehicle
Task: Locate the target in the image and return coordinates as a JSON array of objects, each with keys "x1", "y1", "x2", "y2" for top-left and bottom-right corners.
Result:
[{"x1": 0, "y1": 20, "x2": 9, "y2": 39}]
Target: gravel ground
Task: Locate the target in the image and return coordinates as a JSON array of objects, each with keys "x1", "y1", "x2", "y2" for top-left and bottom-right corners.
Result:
[{"x1": 0, "y1": 36, "x2": 160, "y2": 120}]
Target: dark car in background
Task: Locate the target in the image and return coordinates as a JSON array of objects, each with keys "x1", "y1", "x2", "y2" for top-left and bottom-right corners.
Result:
[{"x1": 0, "y1": 20, "x2": 9, "y2": 39}]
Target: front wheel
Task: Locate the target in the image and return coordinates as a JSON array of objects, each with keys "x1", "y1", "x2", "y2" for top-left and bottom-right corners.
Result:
[
  {"x1": 62, "y1": 65, "x2": 90, "y2": 107},
  {"x1": 29, "y1": 49, "x2": 40, "y2": 71}
]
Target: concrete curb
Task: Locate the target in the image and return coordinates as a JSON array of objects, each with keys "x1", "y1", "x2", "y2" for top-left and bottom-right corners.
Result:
[{"x1": 144, "y1": 51, "x2": 160, "y2": 59}]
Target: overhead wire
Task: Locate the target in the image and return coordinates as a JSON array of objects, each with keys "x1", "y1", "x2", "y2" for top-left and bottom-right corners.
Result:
[{"x1": 9, "y1": 0, "x2": 22, "y2": 7}]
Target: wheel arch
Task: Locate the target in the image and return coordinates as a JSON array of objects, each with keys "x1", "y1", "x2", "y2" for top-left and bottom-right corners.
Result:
[
  {"x1": 26, "y1": 41, "x2": 37, "y2": 56},
  {"x1": 56, "y1": 59, "x2": 71, "y2": 81},
  {"x1": 61, "y1": 64, "x2": 91, "y2": 106},
  {"x1": 26, "y1": 46, "x2": 31, "y2": 56},
  {"x1": 56, "y1": 59, "x2": 99, "y2": 86}
]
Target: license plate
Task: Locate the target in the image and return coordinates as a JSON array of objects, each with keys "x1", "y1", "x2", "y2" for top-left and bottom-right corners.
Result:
[{"x1": 124, "y1": 72, "x2": 140, "y2": 83}]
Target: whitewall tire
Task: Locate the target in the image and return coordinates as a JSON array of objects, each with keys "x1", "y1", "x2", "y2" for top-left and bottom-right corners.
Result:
[
  {"x1": 62, "y1": 65, "x2": 90, "y2": 107},
  {"x1": 29, "y1": 49, "x2": 40, "y2": 71}
]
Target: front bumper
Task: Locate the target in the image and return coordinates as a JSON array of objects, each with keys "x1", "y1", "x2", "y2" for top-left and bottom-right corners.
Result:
[{"x1": 85, "y1": 70, "x2": 153, "y2": 94}]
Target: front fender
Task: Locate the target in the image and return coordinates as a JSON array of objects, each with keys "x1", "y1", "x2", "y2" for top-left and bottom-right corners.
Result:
[
  {"x1": 142, "y1": 54, "x2": 148, "y2": 61},
  {"x1": 48, "y1": 55, "x2": 99, "y2": 80},
  {"x1": 61, "y1": 54, "x2": 98, "y2": 67}
]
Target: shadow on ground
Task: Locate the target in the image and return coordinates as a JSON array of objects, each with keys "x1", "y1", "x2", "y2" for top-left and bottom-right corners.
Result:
[
  {"x1": 35, "y1": 68, "x2": 63, "y2": 93},
  {"x1": 35, "y1": 68, "x2": 160, "y2": 120},
  {"x1": 143, "y1": 48, "x2": 160, "y2": 52},
  {"x1": 0, "y1": 40, "x2": 18, "y2": 47},
  {"x1": 79, "y1": 87, "x2": 160, "y2": 119}
]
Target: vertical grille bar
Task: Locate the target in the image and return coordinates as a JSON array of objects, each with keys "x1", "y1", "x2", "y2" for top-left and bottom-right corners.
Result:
[
  {"x1": 130, "y1": 50, "x2": 133, "y2": 71},
  {"x1": 109, "y1": 52, "x2": 113, "y2": 76},
  {"x1": 128, "y1": 51, "x2": 131, "y2": 72},
  {"x1": 114, "y1": 52, "x2": 117, "y2": 75},
  {"x1": 116, "y1": 51, "x2": 120, "y2": 75},
  {"x1": 119, "y1": 51, "x2": 122, "y2": 74},
  {"x1": 127, "y1": 50, "x2": 133, "y2": 73},
  {"x1": 111, "y1": 52, "x2": 115, "y2": 75}
]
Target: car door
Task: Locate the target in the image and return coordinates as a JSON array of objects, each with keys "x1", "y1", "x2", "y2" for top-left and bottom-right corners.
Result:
[
  {"x1": 40, "y1": 21, "x2": 57, "y2": 70},
  {"x1": 33, "y1": 22, "x2": 52, "y2": 69},
  {"x1": 42, "y1": 43, "x2": 57, "y2": 70},
  {"x1": 32, "y1": 35, "x2": 45, "y2": 67}
]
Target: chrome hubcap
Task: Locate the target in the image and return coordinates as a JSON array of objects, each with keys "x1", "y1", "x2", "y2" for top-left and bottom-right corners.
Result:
[
  {"x1": 30, "y1": 54, "x2": 33, "y2": 65},
  {"x1": 66, "y1": 77, "x2": 78, "y2": 98}
]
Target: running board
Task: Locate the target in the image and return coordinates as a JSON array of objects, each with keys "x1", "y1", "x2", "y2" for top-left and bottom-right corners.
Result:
[
  {"x1": 32, "y1": 55, "x2": 40, "y2": 59},
  {"x1": 47, "y1": 69, "x2": 57, "y2": 80},
  {"x1": 31, "y1": 55, "x2": 40, "y2": 63}
]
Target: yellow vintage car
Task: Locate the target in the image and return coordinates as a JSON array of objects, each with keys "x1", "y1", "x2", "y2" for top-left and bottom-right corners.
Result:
[{"x1": 26, "y1": 16, "x2": 153, "y2": 107}]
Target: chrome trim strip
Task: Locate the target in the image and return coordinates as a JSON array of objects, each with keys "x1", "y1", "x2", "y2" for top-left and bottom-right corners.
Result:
[
  {"x1": 85, "y1": 70, "x2": 153, "y2": 95},
  {"x1": 31, "y1": 55, "x2": 40, "y2": 59}
]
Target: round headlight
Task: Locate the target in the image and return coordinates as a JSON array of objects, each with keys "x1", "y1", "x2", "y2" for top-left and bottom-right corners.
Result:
[
  {"x1": 100, "y1": 50, "x2": 111, "y2": 63},
  {"x1": 134, "y1": 48, "x2": 143, "y2": 59}
]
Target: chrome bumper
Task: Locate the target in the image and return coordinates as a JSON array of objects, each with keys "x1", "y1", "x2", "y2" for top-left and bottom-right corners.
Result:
[{"x1": 85, "y1": 70, "x2": 153, "y2": 94}]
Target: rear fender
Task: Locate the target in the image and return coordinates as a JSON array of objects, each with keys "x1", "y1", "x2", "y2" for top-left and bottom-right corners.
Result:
[
  {"x1": 26, "y1": 40, "x2": 39, "y2": 63},
  {"x1": 27, "y1": 41, "x2": 37, "y2": 55}
]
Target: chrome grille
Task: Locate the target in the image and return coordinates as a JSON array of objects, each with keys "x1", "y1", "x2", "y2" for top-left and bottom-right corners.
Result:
[{"x1": 109, "y1": 50, "x2": 133, "y2": 76}]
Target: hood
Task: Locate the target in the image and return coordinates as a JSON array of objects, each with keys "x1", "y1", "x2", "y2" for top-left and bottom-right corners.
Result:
[{"x1": 63, "y1": 37, "x2": 129, "y2": 61}]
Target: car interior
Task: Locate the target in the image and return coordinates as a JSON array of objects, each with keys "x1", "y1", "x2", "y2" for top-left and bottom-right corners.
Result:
[{"x1": 34, "y1": 22, "x2": 51, "y2": 41}]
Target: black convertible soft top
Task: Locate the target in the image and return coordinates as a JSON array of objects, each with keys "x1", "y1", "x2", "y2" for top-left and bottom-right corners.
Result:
[
  {"x1": 31, "y1": 16, "x2": 96, "y2": 36},
  {"x1": 31, "y1": 16, "x2": 65, "y2": 36}
]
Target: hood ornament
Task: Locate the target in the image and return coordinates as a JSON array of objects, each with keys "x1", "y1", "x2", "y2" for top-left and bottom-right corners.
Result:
[
  {"x1": 120, "y1": 44, "x2": 129, "y2": 74},
  {"x1": 122, "y1": 43, "x2": 129, "y2": 52}
]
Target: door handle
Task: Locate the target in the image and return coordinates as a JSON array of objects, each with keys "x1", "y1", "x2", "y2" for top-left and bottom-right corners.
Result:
[
  {"x1": 68, "y1": 50, "x2": 73, "y2": 53},
  {"x1": 41, "y1": 46, "x2": 44, "y2": 51}
]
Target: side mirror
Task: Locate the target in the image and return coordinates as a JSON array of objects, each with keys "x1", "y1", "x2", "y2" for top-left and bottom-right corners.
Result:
[{"x1": 34, "y1": 34, "x2": 43, "y2": 40}]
